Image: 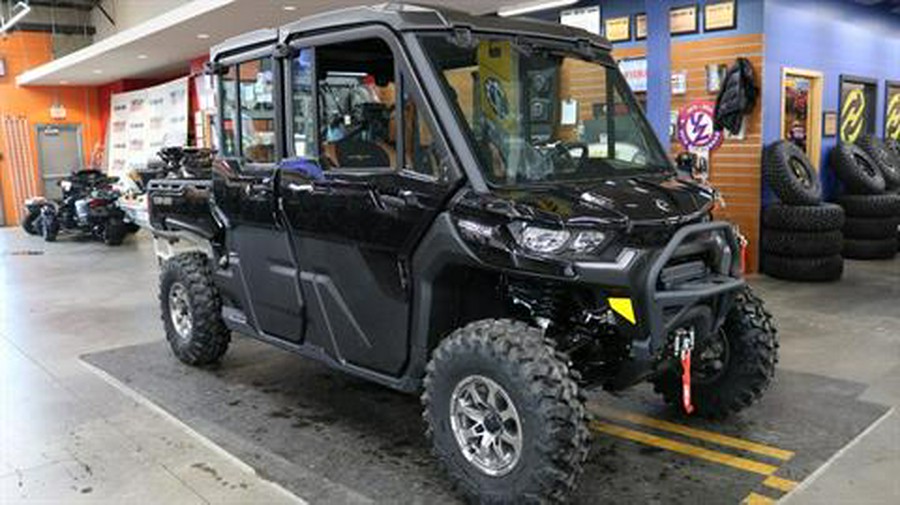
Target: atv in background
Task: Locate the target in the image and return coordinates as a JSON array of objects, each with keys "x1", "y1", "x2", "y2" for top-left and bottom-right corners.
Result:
[{"x1": 21, "y1": 169, "x2": 137, "y2": 245}]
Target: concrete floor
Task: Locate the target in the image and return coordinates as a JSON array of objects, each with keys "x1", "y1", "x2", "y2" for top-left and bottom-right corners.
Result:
[{"x1": 0, "y1": 227, "x2": 898, "y2": 504}]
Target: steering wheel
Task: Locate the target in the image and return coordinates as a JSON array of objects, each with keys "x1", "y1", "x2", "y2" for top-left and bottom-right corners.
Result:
[{"x1": 550, "y1": 142, "x2": 589, "y2": 173}]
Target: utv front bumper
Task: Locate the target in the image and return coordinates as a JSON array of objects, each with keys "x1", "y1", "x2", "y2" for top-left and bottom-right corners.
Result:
[{"x1": 573, "y1": 221, "x2": 744, "y2": 385}]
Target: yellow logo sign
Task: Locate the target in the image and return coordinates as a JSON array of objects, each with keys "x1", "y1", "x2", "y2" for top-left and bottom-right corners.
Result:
[
  {"x1": 887, "y1": 92, "x2": 900, "y2": 141},
  {"x1": 840, "y1": 88, "x2": 866, "y2": 144}
]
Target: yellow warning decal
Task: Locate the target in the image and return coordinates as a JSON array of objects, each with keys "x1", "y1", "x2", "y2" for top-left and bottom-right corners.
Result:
[{"x1": 608, "y1": 297, "x2": 636, "y2": 325}]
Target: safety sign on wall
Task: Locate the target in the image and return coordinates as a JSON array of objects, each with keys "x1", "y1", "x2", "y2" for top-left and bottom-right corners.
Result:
[
  {"x1": 107, "y1": 77, "x2": 189, "y2": 177},
  {"x1": 839, "y1": 77, "x2": 876, "y2": 144}
]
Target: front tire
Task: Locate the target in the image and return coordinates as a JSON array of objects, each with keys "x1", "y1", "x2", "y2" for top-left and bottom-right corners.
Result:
[
  {"x1": 41, "y1": 214, "x2": 59, "y2": 242},
  {"x1": 654, "y1": 287, "x2": 779, "y2": 419},
  {"x1": 103, "y1": 218, "x2": 127, "y2": 246},
  {"x1": 159, "y1": 253, "x2": 230, "y2": 365},
  {"x1": 422, "y1": 320, "x2": 590, "y2": 504}
]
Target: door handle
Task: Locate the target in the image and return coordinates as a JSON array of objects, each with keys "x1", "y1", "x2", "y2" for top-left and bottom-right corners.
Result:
[{"x1": 287, "y1": 182, "x2": 314, "y2": 193}]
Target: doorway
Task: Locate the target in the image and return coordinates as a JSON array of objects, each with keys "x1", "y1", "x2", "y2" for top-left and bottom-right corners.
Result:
[
  {"x1": 36, "y1": 124, "x2": 83, "y2": 200},
  {"x1": 781, "y1": 68, "x2": 823, "y2": 169}
]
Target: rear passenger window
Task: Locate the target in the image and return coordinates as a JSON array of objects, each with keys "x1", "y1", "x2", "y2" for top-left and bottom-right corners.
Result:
[
  {"x1": 291, "y1": 49, "x2": 317, "y2": 160},
  {"x1": 316, "y1": 38, "x2": 397, "y2": 170},
  {"x1": 219, "y1": 65, "x2": 238, "y2": 156},
  {"x1": 239, "y1": 58, "x2": 276, "y2": 163}
]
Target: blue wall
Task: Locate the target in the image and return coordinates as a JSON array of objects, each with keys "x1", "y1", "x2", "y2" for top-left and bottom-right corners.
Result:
[{"x1": 763, "y1": 0, "x2": 900, "y2": 201}]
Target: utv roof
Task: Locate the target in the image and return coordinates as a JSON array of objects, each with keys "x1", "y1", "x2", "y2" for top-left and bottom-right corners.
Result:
[{"x1": 211, "y1": 3, "x2": 611, "y2": 62}]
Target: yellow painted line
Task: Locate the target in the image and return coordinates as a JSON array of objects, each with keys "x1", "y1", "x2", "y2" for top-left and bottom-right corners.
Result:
[
  {"x1": 592, "y1": 406, "x2": 795, "y2": 461},
  {"x1": 763, "y1": 475, "x2": 798, "y2": 492},
  {"x1": 742, "y1": 492, "x2": 777, "y2": 505},
  {"x1": 591, "y1": 421, "x2": 779, "y2": 476}
]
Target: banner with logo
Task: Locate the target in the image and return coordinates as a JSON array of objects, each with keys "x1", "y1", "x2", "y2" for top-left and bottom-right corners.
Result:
[
  {"x1": 885, "y1": 83, "x2": 900, "y2": 141},
  {"x1": 839, "y1": 76, "x2": 876, "y2": 144},
  {"x1": 107, "y1": 77, "x2": 189, "y2": 176}
]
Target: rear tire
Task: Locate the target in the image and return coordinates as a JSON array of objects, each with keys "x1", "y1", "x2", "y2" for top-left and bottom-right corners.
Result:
[
  {"x1": 653, "y1": 287, "x2": 778, "y2": 419},
  {"x1": 21, "y1": 208, "x2": 41, "y2": 235},
  {"x1": 422, "y1": 319, "x2": 590, "y2": 504},
  {"x1": 159, "y1": 253, "x2": 230, "y2": 365}
]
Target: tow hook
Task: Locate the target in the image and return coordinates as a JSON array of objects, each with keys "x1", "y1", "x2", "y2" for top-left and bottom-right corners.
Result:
[{"x1": 674, "y1": 328, "x2": 696, "y2": 415}]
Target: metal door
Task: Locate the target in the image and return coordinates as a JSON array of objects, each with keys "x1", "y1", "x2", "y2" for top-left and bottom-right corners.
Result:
[{"x1": 36, "y1": 124, "x2": 83, "y2": 200}]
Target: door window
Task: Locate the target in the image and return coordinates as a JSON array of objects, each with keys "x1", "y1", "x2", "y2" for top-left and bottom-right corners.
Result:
[
  {"x1": 239, "y1": 58, "x2": 276, "y2": 163},
  {"x1": 316, "y1": 38, "x2": 397, "y2": 170},
  {"x1": 219, "y1": 65, "x2": 238, "y2": 156}
]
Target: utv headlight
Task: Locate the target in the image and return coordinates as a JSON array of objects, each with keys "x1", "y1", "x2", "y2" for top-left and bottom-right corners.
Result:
[
  {"x1": 570, "y1": 230, "x2": 607, "y2": 253},
  {"x1": 517, "y1": 226, "x2": 571, "y2": 254}
]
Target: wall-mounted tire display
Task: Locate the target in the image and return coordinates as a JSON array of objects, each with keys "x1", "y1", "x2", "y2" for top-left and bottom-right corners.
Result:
[
  {"x1": 763, "y1": 141, "x2": 822, "y2": 205},
  {"x1": 830, "y1": 142, "x2": 886, "y2": 195}
]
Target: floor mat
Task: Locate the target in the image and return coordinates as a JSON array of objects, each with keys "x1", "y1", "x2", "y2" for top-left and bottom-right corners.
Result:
[{"x1": 82, "y1": 338, "x2": 890, "y2": 504}]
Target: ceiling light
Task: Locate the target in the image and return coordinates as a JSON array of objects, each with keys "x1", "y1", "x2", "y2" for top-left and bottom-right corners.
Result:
[
  {"x1": 197, "y1": 33, "x2": 210, "y2": 39},
  {"x1": 59, "y1": 80, "x2": 69, "y2": 85},
  {"x1": 0, "y1": 1, "x2": 32, "y2": 34},
  {"x1": 283, "y1": 5, "x2": 297, "y2": 11},
  {"x1": 137, "y1": 54, "x2": 148, "y2": 59},
  {"x1": 92, "y1": 69, "x2": 103, "y2": 74},
  {"x1": 498, "y1": 0, "x2": 578, "y2": 17}
]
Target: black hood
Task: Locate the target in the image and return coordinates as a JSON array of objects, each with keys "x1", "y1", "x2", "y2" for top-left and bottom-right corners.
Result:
[{"x1": 454, "y1": 174, "x2": 716, "y2": 228}]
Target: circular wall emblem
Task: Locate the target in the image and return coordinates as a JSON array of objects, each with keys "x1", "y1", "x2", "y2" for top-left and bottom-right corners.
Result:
[
  {"x1": 841, "y1": 88, "x2": 866, "y2": 144},
  {"x1": 677, "y1": 101, "x2": 723, "y2": 152},
  {"x1": 484, "y1": 78, "x2": 509, "y2": 120}
]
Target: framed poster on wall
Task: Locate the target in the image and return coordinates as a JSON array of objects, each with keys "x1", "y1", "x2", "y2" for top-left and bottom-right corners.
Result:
[
  {"x1": 838, "y1": 75, "x2": 877, "y2": 144},
  {"x1": 704, "y1": 1, "x2": 737, "y2": 32},
  {"x1": 635, "y1": 13, "x2": 647, "y2": 40},
  {"x1": 885, "y1": 81, "x2": 900, "y2": 141},
  {"x1": 560, "y1": 6, "x2": 601, "y2": 35},
  {"x1": 604, "y1": 16, "x2": 631, "y2": 42},
  {"x1": 670, "y1": 4, "x2": 698, "y2": 35}
]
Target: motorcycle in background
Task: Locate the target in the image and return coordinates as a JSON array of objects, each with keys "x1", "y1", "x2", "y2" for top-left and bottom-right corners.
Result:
[{"x1": 21, "y1": 169, "x2": 137, "y2": 246}]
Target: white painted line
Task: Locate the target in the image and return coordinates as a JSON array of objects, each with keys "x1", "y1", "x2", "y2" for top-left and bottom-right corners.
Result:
[
  {"x1": 779, "y1": 406, "x2": 895, "y2": 504},
  {"x1": 80, "y1": 359, "x2": 307, "y2": 505}
]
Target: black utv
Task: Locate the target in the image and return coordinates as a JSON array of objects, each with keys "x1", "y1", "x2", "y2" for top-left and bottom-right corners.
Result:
[{"x1": 148, "y1": 5, "x2": 777, "y2": 503}]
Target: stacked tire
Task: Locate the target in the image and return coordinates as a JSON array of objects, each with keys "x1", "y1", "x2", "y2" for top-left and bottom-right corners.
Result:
[
  {"x1": 761, "y1": 141, "x2": 845, "y2": 282},
  {"x1": 831, "y1": 135, "x2": 900, "y2": 260}
]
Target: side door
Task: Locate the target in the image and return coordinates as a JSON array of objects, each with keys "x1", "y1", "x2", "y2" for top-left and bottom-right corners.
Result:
[
  {"x1": 278, "y1": 30, "x2": 459, "y2": 376},
  {"x1": 213, "y1": 53, "x2": 305, "y2": 342}
]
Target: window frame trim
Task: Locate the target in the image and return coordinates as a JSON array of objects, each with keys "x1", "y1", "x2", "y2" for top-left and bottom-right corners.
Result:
[{"x1": 285, "y1": 25, "x2": 457, "y2": 180}]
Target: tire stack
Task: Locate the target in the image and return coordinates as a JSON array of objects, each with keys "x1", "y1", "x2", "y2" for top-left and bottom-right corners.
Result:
[
  {"x1": 831, "y1": 136, "x2": 900, "y2": 260},
  {"x1": 761, "y1": 141, "x2": 845, "y2": 282}
]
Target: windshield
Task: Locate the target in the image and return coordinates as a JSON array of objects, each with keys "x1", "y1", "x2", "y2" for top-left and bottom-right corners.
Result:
[{"x1": 419, "y1": 34, "x2": 670, "y2": 186}]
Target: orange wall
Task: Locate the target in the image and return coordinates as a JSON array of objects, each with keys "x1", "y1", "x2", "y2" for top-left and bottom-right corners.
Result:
[{"x1": 0, "y1": 32, "x2": 102, "y2": 225}]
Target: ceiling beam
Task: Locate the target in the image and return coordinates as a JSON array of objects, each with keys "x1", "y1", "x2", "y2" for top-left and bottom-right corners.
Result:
[
  {"x1": 27, "y1": 1, "x2": 95, "y2": 11},
  {"x1": 11, "y1": 22, "x2": 96, "y2": 35}
]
